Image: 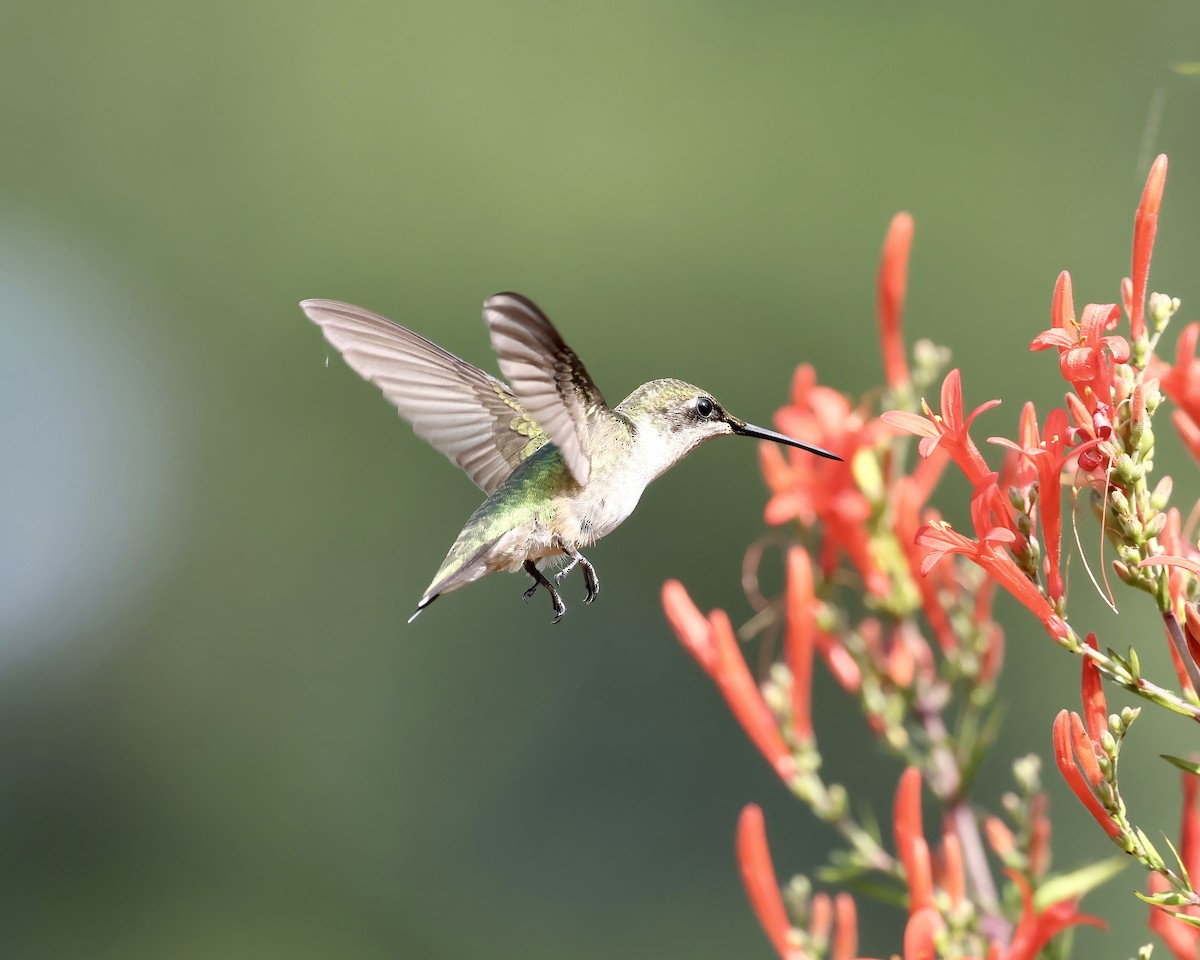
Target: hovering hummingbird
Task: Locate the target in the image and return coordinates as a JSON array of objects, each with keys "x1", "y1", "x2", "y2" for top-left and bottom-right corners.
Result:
[{"x1": 302, "y1": 294, "x2": 839, "y2": 623}]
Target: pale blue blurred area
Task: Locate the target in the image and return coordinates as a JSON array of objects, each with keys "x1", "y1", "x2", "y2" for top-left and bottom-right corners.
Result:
[
  {"x1": 0, "y1": 223, "x2": 187, "y2": 663},
  {"x1": 2, "y1": 1, "x2": 1200, "y2": 957}
]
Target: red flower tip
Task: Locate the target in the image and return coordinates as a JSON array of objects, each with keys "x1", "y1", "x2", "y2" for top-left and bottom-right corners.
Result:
[
  {"x1": 1051, "y1": 271, "x2": 1075, "y2": 331},
  {"x1": 1006, "y1": 868, "x2": 1105, "y2": 960},
  {"x1": 1148, "y1": 774, "x2": 1200, "y2": 959},
  {"x1": 709, "y1": 610, "x2": 798, "y2": 783},
  {"x1": 662, "y1": 580, "x2": 715, "y2": 671},
  {"x1": 877, "y1": 211, "x2": 914, "y2": 390},
  {"x1": 893, "y1": 767, "x2": 934, "y2": 911},
  {"x1": 736, "y1": 805, "x2": 805, "y2": 960},
  {"x1": 940, "y1": 829, "x2": 965, "y2": 909},
  {"x1": 785, "y1": 547, "x2": 816, "y2": 744},
  {"x1": 1080, "y1": 633, "x2": 1107, "y2": 742},
  {"x1": 1052, "y1": 710, "x2": 1121, "y2": 840},
  {"x1": 902, "y1": 906, "x2": 943, "y2": 960},
  {"x1": 1130, "y1": 153, "x2": 1168, "y2": 342},
  {"x1": 984, "y1": 815, "x2": 1015, "y2": 858},
  {"x1": 832, "y1": 893, "x2": 858, "y2": 960}
]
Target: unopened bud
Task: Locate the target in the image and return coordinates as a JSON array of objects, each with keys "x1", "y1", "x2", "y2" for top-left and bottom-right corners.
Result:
[
  {"x1": 785, "y1": 874, "x2": 813, "y2": 920},
  {"x1": 1013, "y1": 754, "x2": 1041, "y2": 792},
  {"x1": 1100, "y1": 730, "x2": 1117, "y2": 756},
  {"x1": 1115, "y1": 453, "x2": 1142, "y2": 484},
  {"x1": 825, "y1": 783, "x2": 848, "y2": 820},
  {"x1": 1143, "y1": 512, "x2": 1168, "y2": 540},
  {"x1": 1150, "y1": 475, "x2": 1173, "y2": 511},
  {"x1": 1121, "y1": 706, "x2": 1141, "y2": 727},
  {"x1": 1149, "y1": 292, "x2": 1181, "y2": 331}
]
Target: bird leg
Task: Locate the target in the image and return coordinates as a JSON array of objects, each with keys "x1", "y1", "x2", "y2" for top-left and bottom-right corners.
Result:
[
  {"x1": 554, "y1": 546, "x2": 599, "y2": 604},
  {"x1": 523, "y1": 559, "x2": 566, "y2": 623}
]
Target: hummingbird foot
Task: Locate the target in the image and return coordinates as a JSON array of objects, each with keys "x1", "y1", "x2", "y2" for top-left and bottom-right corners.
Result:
[
  {"x1": 522, "y1": 559, "x2": 567, "y2": 623},
  {"x1": 554, "y1": 547, "x2": 600, "y2": 603}
]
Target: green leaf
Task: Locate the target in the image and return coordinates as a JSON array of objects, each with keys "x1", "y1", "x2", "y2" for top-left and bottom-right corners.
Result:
[
  {"x1": 1162, "y1": 832, "x2": 1193, "y2": 888},
  {"x1": 1136, "y1": 890, "x2": 1191, "y2": 907},
  {"x1": 1170, "y1": 62, "x2": 1200, "y2": 76},
  {"x1": 1168, "y1": 912, "x2": 1200, "y2": 931},
  {"x1": 1034, "y1": 856, "x2": 1130, "y2": 909},
  {"x1": 1162, "y1": 755, "x2": 1200, "y2": 777}
]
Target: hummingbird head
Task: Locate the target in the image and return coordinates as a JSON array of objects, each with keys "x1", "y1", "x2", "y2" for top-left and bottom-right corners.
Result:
[{"x1": 615, "y1": 379, "x2": 841, "y2": 475}]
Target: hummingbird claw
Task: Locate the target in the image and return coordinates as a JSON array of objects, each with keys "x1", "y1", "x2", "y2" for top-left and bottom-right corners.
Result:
[
  {"x1": 524, "y1": 559, "x2": 567, "y2": 622},
  {"x1": 555, "y1": 547, "x2": 600, "y2": 604}
]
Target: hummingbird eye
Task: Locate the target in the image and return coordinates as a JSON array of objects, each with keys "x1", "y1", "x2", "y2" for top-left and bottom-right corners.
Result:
[{"x1": 695, "y1": 396, "x2": 716, "y2": 419}]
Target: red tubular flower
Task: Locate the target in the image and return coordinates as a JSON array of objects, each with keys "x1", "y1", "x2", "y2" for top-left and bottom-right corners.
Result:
[
  {"x1": 1005, "y1": 869, "x2": 1104, "y2": 960},
  {"x1": 1031, "y1": 298, "x2": 1128, "y2": 416},
  {"x1": 894, "y1": 767, "x2": 934, "y2": 912},
  {"x1": 1129, "y1": 154, "x2": 1168, "y2": 342},
  {"x1": 809, "y1": 893, "x2": 832, "y2": 947},
  {"x1": 663, "y1": 579, "x2": 716, "y2": 669},
  {"x1": 990, "y1": 405, "x2": 1069, "y2": 601},
  {"x1": 785, "y1": 547, "x2": 816, "y2": 745},
  {"x1": 877, "y1": 211, "x2": 914, "y2": 390},
  {"x1": 1051, "y1": 710, "x2": 1121, "y2": 840},
  {"x1": 882, "y1": 368, "x2": 999, "y2": 488},
  {"x1": 984, "y1": 816, "x2": 1016, "y2": 859},
  {"x1": 940, "y1": 829, "x2": 965, "y2": 910},
  {"x1": 1149, "y1": 320, "x2": 1200, "y2": 461},
  {"x1": 832, "y1": 893, "x2": 857, "y2": 960},
  {"x1": 915, "y1": 481, "x2": 1067, "y2": 642},
  {"x1": 892, "y1": 476, "x2": 958, "y2": 655},
  {"x1": 1028, "y1": 793, "x2": 1051, "y2": 879},
  {"x1": 766, "y1": 366, "x2": 892, "y2": 596},
  {"x1": 1184, "y1": 605, "x2": 1200, "y2": 673},
  {"x1": 902, "y1": 907, "x2": 943, "y2": 960},
  {"x1": 736, "y1": 805, "x2": 805, "y2": 960},
  {"x1": 1149, "y1": 774, "x2": 1200, "y2": 958},
  {"x1": 1080, "y1": 633, "x2": 1107, "y2": 742},
  {"x1": 663, "y1": 582, "x2": 798, "y2": 782}
]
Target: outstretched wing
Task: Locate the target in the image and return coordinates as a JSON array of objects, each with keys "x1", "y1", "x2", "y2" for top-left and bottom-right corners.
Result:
[
  {"x1": 301, "y1": 299, "x2": 547, "y2": 495},
  {"x1": 483, "y1": 292, "x2": 609, "y2": 487}
]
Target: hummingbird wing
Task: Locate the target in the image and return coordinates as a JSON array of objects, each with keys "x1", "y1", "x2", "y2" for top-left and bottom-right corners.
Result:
[
  {"x1": 483, "y1": 292, "x2": 609, "y2": 487},
  {"x1": 301, "y1": 299, "x2": 548, "y2": 495}
]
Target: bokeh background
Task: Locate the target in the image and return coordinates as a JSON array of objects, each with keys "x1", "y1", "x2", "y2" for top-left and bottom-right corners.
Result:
[{"x1": 4, "y1": 2, "x2": 1200, "y2": 957}]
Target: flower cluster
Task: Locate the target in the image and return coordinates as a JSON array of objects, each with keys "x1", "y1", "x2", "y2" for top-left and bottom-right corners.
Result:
[{"x1": 664, "y1": 156, "x2": 1200, "y2": 959}]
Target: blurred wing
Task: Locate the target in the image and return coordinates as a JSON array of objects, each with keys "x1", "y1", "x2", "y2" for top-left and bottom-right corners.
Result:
[
  {"x1": 301, "y1": 299, "x2": 547, "y2": 495},
  {"x1": 483, "y1": 292, "x2": 609, "y2": 487}
]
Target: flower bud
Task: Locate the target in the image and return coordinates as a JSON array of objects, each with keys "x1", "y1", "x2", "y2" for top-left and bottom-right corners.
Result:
[{"x1": 1150, "y1": 475, "x2": 1173, "y2": 510}]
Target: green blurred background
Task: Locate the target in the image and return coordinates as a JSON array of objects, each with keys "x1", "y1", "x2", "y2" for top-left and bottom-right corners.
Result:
[{"x1": 4, "y1": 2, "x2": 1200, "y2": 957}]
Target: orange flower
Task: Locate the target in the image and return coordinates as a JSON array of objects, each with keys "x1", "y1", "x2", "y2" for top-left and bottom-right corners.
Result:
[
  {"x1": 765, "y1": 365, "x2": 891, "y2": 596},
  {"x1": 785, "y1": 547, "x2": 816, "y2": 745},
  {"x1": 1148, "y1": 774, "x2": 1200, "y2": 959},
  {"x1": 1127, "y1": 154, "x2": 1168, "y2": 342},
  {"x1": 877, "y1": 212, "x2": 914, "y2": 390},
  {"x1": 1080, "y1": 633, "x2": 1106, "y2": 741},
  {"x1": 915, "y1": 479, "x2": 1067, "y2": 642},
  {"x1": 736, "y1": 805, "x2": 805, "y2": 960},
  {"x1": 1004, "y1": 869, "x2": 1104, "y2": 960},
  {"x1": 1051, "y1": 709, "x2": 1121, "y2": 840},
  {"x1": 990, "y1": 405, "x2": 1070, "y2": 601},
  {"x1": 883, "y1": 368, "x2": 999, "y2": 488},
  {"x1": 663, "y1": 581, "x2": 797, "y2": 782},
  {"x1": 893, "y1": 767, "x2": 934, "y2": 912}
]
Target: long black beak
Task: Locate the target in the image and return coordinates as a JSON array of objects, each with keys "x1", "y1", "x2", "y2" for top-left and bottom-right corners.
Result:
[{"x1": 733, "y1": 420, "x2": 842, "y2": 461}]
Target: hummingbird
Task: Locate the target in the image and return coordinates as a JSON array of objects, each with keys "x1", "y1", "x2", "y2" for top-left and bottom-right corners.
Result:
[{"x1": 301, "y1": 293, "x2": 839, "y2": 623}]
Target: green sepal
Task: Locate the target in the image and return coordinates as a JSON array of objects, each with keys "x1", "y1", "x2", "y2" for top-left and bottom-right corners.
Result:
[{"x1": 1033, "y1": 855, "x2": 1129, "y2": 910}]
